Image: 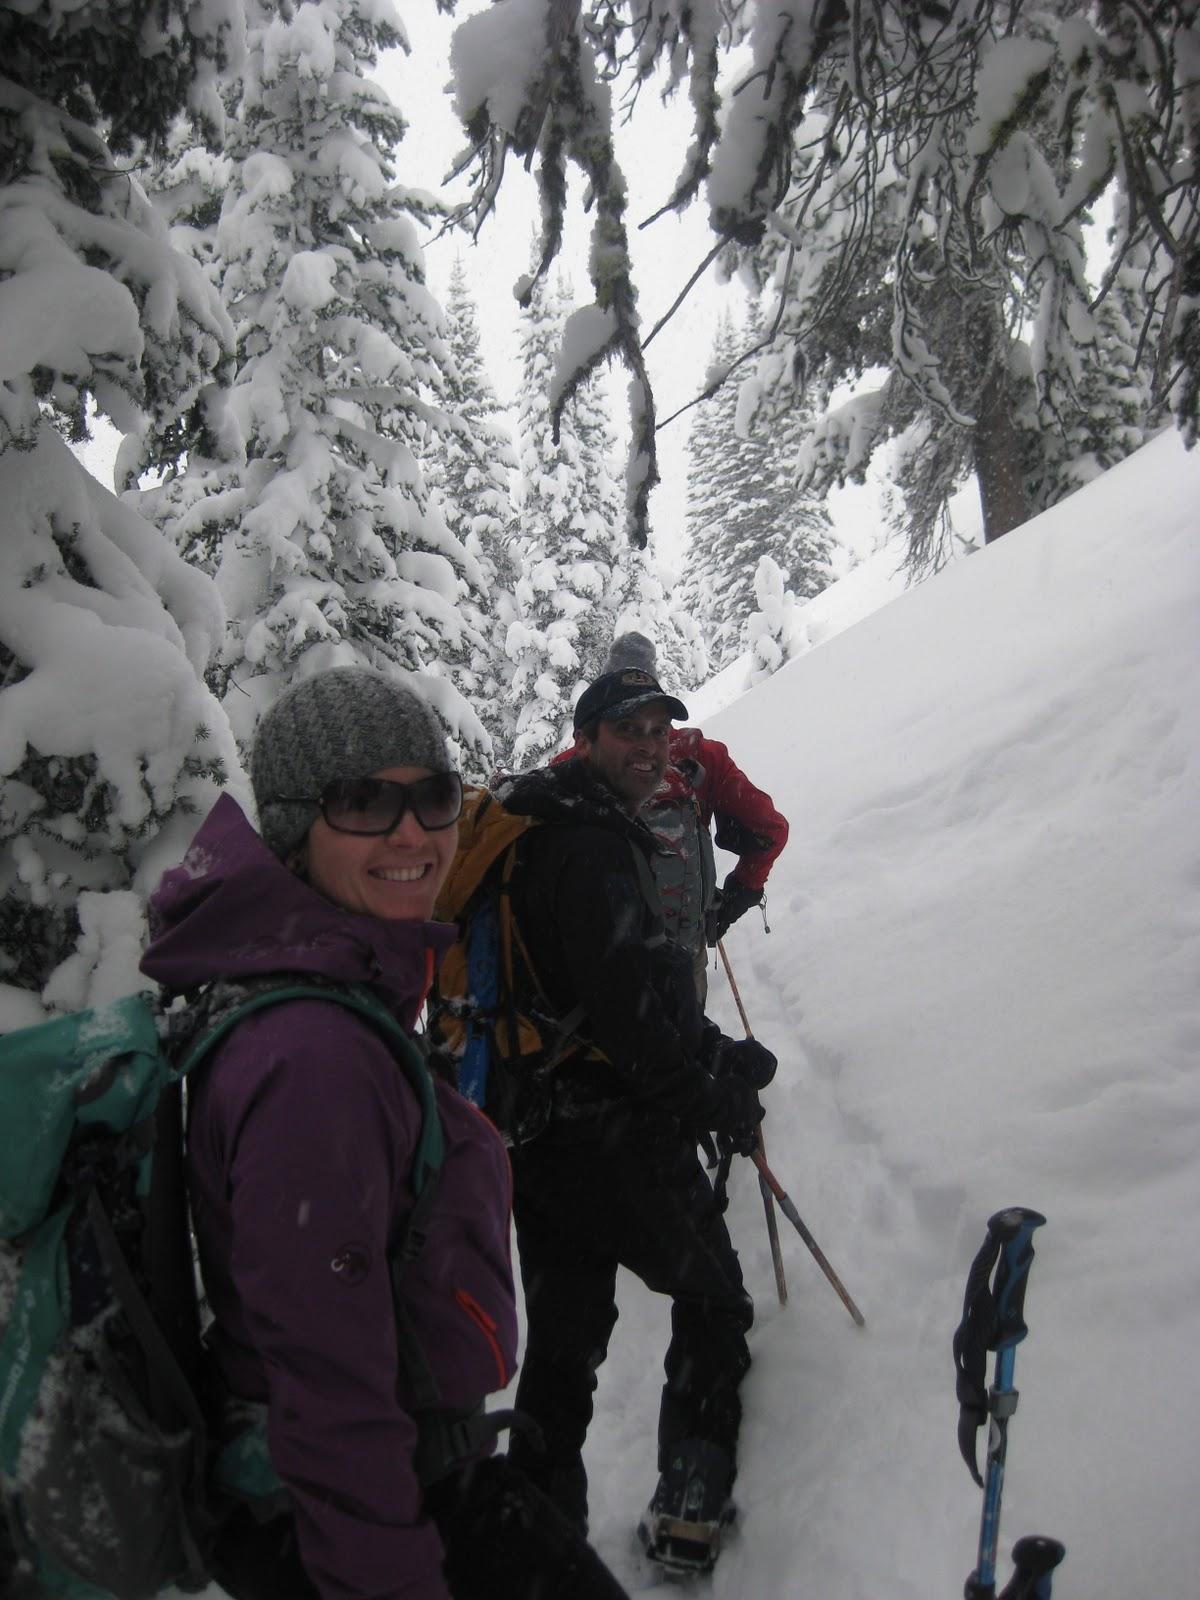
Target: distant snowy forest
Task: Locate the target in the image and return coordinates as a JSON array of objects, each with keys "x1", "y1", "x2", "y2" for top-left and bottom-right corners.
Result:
[{"x1": 1, "y1": 0, "x2": 1197, "y2": 1011}]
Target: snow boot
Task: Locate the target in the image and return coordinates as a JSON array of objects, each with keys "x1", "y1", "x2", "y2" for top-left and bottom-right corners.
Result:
[{"x1": 636, "y1": 1438, "x2": 735, "y2": 1577}]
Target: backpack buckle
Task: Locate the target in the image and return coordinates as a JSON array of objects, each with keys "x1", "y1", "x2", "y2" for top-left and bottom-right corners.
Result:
[{"x1": 397, "y1": 1223, "x2": 428, "y2": 1263}]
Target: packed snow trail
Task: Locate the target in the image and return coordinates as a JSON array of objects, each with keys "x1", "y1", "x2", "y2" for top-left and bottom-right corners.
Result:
[{"x1": 584, "y1": 919, "x2": 964, "y2": 1600}]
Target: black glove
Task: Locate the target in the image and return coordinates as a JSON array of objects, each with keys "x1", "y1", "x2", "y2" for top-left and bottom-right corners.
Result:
[
  {"x1": 705, "y1": 875, "x2": 764, "y2": 946},
  {"x1": 704, "y1": 1074, "x2": 764, "y2": 1158},
  {"x1": 718, "y1": 1036, "x2": 777, "y2": 1090}
]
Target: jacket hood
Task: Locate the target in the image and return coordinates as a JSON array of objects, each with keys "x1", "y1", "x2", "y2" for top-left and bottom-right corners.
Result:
[
  {"x1": 140, "y1": 793, "x2": 454, "y2": 1026},
  {"x1": 500, "y1": 759, "x2": 660, "y2": 853}
]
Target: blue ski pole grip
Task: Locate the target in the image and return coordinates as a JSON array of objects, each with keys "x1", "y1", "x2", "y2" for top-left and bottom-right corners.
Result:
[{"x1": 986, "y1": 1208, "x2": 1046, "y2": 1352}]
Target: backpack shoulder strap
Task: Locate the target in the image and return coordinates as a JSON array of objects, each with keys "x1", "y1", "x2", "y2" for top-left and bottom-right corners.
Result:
[
  {"x1": 435, "y1": 786, "x2": 535, "y2": 923},
  {"x1": 627, "y1": 837, "x2": 668, "y2": 949},
  {"x1": 496, "y1": 842, "x2": 589, "y2": 1066},
  {"x1": 178, "y1": 981, "x2": 452, "y2": 1467},
  {"x1": 176, "y1": 982, "x2": 443, "y2": 1198},
  {"x1": 501, "y1": 829, "x2": 668, "y2": 1071}
]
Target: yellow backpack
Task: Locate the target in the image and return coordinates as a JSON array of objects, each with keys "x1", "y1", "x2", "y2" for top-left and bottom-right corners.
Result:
[{"x1": 430, "y1": 786, "x2": 593, "y2": 1143}]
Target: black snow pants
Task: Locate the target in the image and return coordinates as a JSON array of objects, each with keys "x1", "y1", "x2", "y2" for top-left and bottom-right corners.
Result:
[{"x1": 507, "y1": 1117, "x2": 754, "y2": 1530}]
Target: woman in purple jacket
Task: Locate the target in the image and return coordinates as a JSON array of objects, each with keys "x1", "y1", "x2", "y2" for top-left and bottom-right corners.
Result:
[{"x1": 140, "y1": 667, "x2": 627, "y2": 1600}]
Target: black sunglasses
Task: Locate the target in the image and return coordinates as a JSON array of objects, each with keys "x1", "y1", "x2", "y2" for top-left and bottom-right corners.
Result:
[{"x1": 275, "y1": 772, "x2": 464, "y2": 835}]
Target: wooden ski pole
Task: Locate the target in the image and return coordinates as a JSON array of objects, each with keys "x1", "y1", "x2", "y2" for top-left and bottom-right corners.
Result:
[
  {"x1": 716, "y1": 938, "x2": 754, "y2": 1039},
  {"x1": 750, "y1": 1149, "x2": 866, "y2": 1328},
  {"x1": 717, "y1": 940, "x2": 865, "y2": 1328},
  {"x1": 752, "y1": 1124, "x2": 788, "y2": 1306},
  {"x1": 716, "y1": 941, "x2": 788, "y2": 1305}
]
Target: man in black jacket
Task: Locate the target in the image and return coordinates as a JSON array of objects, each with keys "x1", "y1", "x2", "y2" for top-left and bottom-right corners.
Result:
[{"x1": 499, "y1": 667, "x2": 776, "y2": 1574}]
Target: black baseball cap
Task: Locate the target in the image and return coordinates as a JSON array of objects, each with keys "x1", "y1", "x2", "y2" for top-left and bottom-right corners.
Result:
[{"x1": 572, "y1": 668, "x2": 688, "y2": 730}]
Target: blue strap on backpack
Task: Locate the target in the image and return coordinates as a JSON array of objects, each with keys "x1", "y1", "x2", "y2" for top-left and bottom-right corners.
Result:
[{"x1": 457, "y1": 894, "x2": 501, "y2": 1109}]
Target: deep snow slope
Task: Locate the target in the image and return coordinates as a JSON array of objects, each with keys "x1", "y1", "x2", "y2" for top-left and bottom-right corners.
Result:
[{"x1": 585, "y1": 428, "x2": 1200, "y2": 1598}]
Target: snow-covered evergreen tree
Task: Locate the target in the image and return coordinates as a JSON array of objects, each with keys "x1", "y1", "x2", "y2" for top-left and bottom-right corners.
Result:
[
  {"x1": 452, "y1": 0, "x2": 659, "y2": 547},
  {"x1": 747, "y1": 555, "x2": 807, "y2": 685},
  {"x1": 736, "y1": 4, "x2": 1194, "y2": 569},
  {"x1": 745, "y1": 305, "x2": 834, "y2": 599},
  {"x1": 421, "y1": 257, "x2": 519, "y2": 768},
  {"x1": 0, "y1": 0, "x2": 245, "y2": 1011},
  {"x1": 506, "y1": 270, "x2": 627, "y2": 769},
  {"x1": 612, "y1": 549, "x2": 709, "y2": 694},
  {"x1": 680, "y1": 311, "x2": 831, "y2": 670},
  {"x1": 130, "y1": 0, "x2": 489, "y2": 765},
  {"x1": 1029, "y1": 205, "x2": 1155, "y2": 509},
  {"x1": 452, "y1": 3, "x2": 1198, "y2": 561}
]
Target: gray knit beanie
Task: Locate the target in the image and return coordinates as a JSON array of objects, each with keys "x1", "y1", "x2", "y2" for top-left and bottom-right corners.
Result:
[
  {"x1": 603, "y1": 631, "x2": 658, "y2": 675},
  {"x1": 250, "y1": 667, "x2": 450, "y2": 858}
]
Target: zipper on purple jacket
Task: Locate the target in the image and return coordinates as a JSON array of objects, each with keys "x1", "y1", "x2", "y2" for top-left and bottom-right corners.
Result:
[{"x1": 455, "y1": 1288, "x2": 509, "y2": 1386}]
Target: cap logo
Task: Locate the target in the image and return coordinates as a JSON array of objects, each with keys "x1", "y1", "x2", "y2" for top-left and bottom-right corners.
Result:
[{"x1": 620, "y1": 669, "x2": 656, "y2": 686}]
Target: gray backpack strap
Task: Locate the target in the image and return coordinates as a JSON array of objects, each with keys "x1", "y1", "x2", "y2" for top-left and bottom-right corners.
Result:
[
  {"x1": 413, "y1": 1404, "x2": 542, "y2": 1487},
  {"x1": 628, "y1": 838, "x2": 668, "y2": 950}
]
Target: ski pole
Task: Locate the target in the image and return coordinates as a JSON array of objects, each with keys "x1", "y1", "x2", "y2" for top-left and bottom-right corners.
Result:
[
  {"x1": 954, "y1": 1207, "x2": 1065, "y2": 1599},
  {"x1": 716, "y1": 940, "x2": 787, "y2": 1304},
  {"x1": 750, "y1": 1149, "x2": 865, "y2": 1327},
  {"x1": 995, "y1": 1535, "x2": 1066, "y2": 1600},
  {"x1": 753, "y1": 1125, "x2": 788, "y2": 1305},
  {"x1": 718, "y1": 940, "x2": 863, "y2": 1322},
  {"x1": 715, "y1": 938, "x2": 754, "y2": 1039}
]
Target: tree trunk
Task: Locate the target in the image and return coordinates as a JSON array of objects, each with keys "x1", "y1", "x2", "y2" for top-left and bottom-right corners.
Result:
[{"x1": 973, "y1": 368, "x2": 1033, "y2": 541}]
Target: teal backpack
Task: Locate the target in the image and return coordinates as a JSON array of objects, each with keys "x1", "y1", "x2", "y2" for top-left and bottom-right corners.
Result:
[{"x1": 0, "y1": 978, "x2": 443, "y2": 1600}]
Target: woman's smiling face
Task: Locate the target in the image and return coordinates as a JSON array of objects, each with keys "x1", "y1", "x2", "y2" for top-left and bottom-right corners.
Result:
[{"x1": 301, "y1": 765, "x2": 458, "y2": 921}]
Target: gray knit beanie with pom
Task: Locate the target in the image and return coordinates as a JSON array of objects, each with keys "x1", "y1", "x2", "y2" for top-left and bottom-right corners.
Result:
[
  {"x1": 251, "y1": 667, "x2": 449, "y2": 858},
  {"x1": 603, "y1": 631, "x2": 658, "y2": 675}
]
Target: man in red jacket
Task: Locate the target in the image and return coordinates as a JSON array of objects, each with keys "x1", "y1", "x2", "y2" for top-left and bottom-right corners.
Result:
[{"x1": 585, "y1": 633, "x2": 788, "y2": 1000}]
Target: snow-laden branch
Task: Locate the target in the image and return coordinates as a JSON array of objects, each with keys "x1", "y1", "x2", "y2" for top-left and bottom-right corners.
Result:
[{"x1": 453, "y1": 0, "x2": 661, "y2": 546}]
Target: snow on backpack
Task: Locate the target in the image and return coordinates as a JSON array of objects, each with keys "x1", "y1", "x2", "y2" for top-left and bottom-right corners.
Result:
[
  {"x1": 429, "y1": 784, "x2": 663, "y2": 1145},
  {"x1": 0, "y1": 978, "x2": 443, "y2": 1600}
]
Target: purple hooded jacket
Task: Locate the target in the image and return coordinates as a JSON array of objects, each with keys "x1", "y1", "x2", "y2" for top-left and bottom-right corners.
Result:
[{"x1": 140, "y1": 795, "x2": 518, "y2": 1600}]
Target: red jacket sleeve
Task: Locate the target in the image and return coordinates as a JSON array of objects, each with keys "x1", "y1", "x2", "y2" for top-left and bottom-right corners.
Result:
[{"x1": 670, "y1": 728, "x2": 789, "y2": 893}]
